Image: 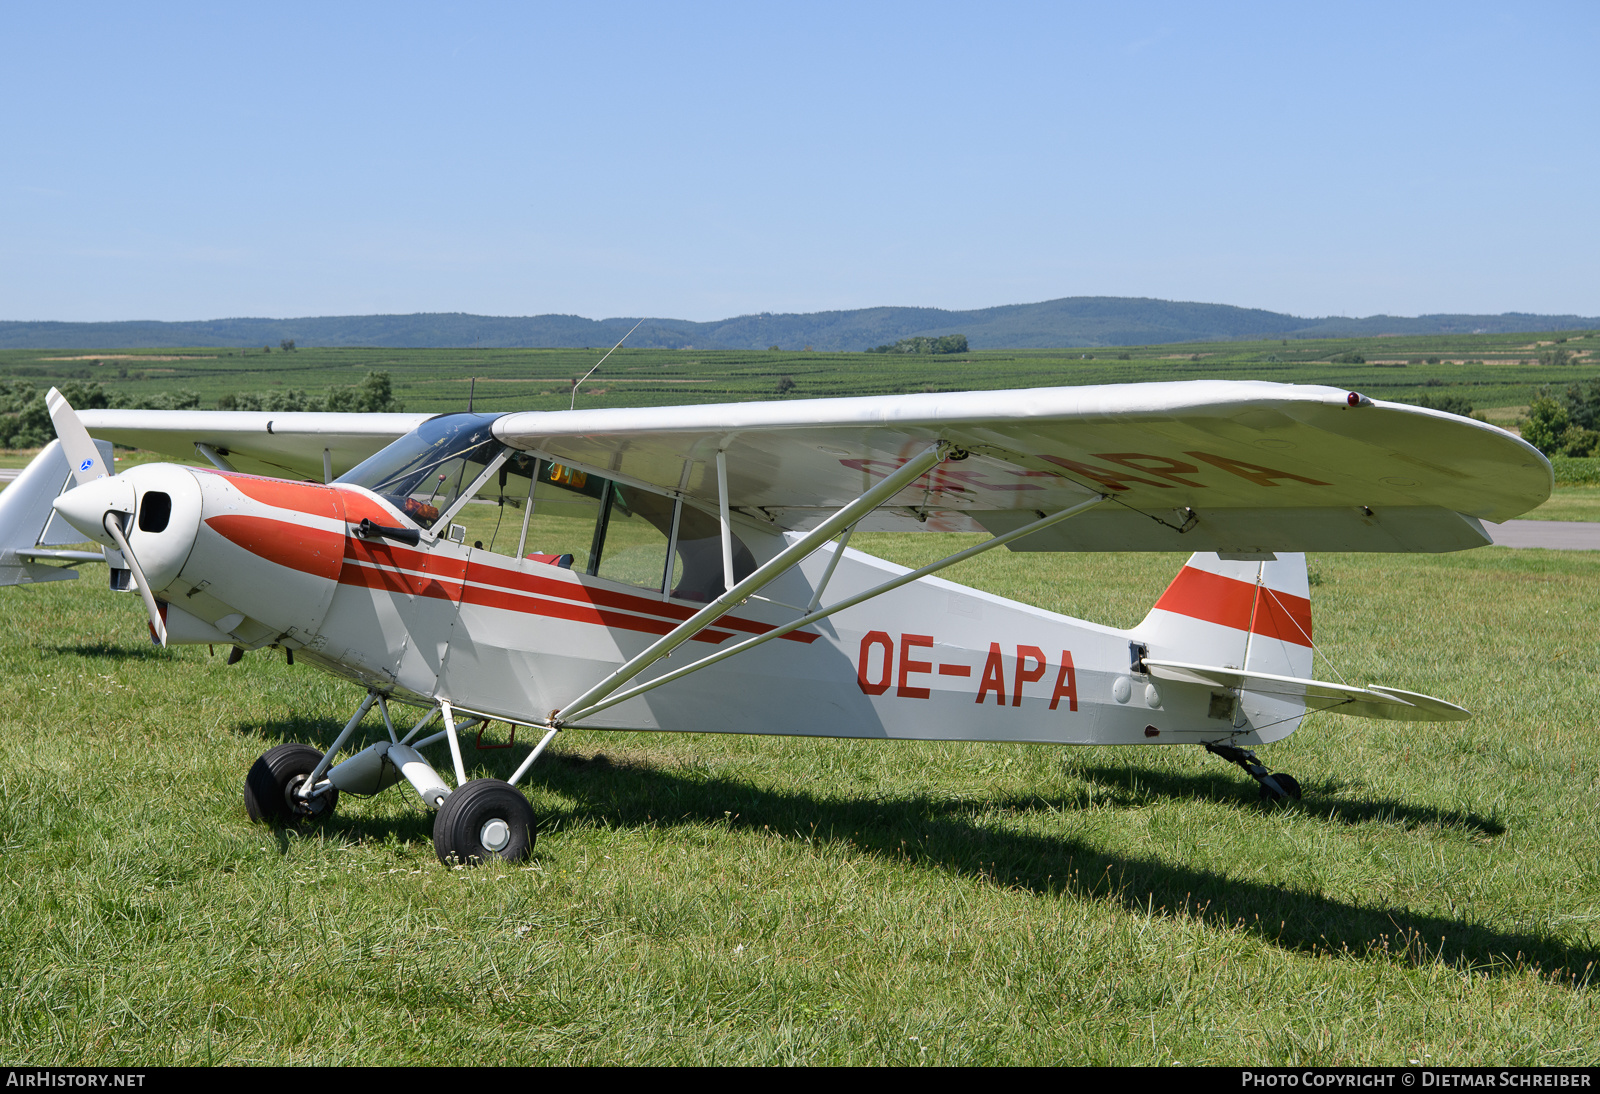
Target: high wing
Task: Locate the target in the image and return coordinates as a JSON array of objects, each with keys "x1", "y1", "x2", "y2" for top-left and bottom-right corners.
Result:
[
  {"x1": 491, "y1": 381, "x2": 1551, "y2": 551},
  {"x1": 63, "y1": 381, "x2": 1549, "y2": 553},
  {"x1": 76, "y1": 409, "x2": 432, "y2": 482}
]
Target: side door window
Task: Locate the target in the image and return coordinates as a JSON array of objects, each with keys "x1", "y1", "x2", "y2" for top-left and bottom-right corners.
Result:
[
  {"x1": 467, "y1": 455, "x2": 755, "y2": 600},
  {"x1": 667, "y1": 502, "x2": 756, "y2": 603},
  {"x1": 517, "y1": 463, "x2": 607, "y2": 573},
  {"x1": 595, "y1": 484, "x2": 676, "y2": 591}
]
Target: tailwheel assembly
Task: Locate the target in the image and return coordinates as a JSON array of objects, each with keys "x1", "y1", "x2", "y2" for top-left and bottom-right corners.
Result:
[
  {"x1": 245, "y1": 743, "x2": 338, "y2": 824},
  {"x1": 432, "y1": 778, "x2": 537, "y2": 866},
  {"x1": 1203, "y1": 740, "x2": 1302, "y2": 806}
]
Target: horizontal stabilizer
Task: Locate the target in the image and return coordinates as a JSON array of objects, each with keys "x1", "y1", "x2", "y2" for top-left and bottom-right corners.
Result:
[
  {"x1": 1143, "y1": 658, "x2": 1471, "y2": 722},
  {"x1": 0, "y1": 438, "x2": 114, "y2": 587}
]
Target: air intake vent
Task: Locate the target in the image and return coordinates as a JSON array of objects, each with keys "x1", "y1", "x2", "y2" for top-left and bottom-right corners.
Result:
[{"x1": 138, "y1": 491, "x2": 172, "y2": 533}]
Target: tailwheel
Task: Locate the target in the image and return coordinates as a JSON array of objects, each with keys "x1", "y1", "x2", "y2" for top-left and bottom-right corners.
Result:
[
  {"x1": 1204, "y1": 741, "x2": 1305, "y2": 806},
  {"x1": 433, "y1": 779, "x2": 537, "y2": 866},
  {"x1": 245, "y1": 743, "x2": 338, "y2": 824},
  {"x1": 1259, "y1": 772, "x2": 1302, "y2": 805}
]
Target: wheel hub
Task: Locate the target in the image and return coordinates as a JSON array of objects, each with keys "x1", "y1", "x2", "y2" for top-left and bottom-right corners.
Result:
[
  {"x1": 480, "y1": 818, "x2": 511, "y2": 853},
  {"x1": 285, "y1": 774, "x2": 327, "y2": 817}
]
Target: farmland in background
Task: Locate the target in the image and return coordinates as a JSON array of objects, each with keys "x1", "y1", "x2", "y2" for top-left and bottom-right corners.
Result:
[{"x1": 2, "y1": 328, "x2": 1598, "y2": 418}]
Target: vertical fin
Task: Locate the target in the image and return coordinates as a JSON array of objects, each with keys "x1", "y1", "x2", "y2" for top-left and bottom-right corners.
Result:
[{"x1": 1134, "y1": 551, "x2": 1314, "y2": 743}]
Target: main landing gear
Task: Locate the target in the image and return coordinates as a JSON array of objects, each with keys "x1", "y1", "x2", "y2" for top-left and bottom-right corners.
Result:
[
  {"x1": 1203, "y1": 740, "x2": 1303, "y2": 805},
  {"x1": 244, "y1": 694, "x2": 551, "y2": 867},
  {"x1": 432, "y1": 779, "x2": 537, "y2": 866}
]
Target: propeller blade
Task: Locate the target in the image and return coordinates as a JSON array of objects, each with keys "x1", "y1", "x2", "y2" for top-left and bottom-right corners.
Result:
[
  {"x1": 102, "y1": 513, "x2": 167, "y2": 647},
  {"x1": 44, "y1": 389, "x2": 141, "y2": 592},
  {"x1": 46, "y1": 388, "x2": 110, "y2": 487},
  {"x1": 45, "y1": 389, "x2": 168, "y2": 644}
]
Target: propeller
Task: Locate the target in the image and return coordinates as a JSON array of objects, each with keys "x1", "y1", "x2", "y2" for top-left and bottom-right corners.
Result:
[
  {"x1": 46, "y1": 387, "x2": 111, "y2": 488},
  {"x1": 46, "y1": 389, "x2": 168, "y2": 646}
]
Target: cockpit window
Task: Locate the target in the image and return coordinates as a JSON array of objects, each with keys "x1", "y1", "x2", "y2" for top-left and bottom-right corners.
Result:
[
  {"x1": 344, "y1": 418, "x2": 759, "y2": 599},
  {"x1": 337, "y1": 414, "x2": 505, "y2": 530}
]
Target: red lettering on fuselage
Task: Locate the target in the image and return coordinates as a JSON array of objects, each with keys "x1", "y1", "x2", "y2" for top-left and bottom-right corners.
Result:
[
  {"x1": 977, "y1": 643, "x2": 1007, "y2": 705},
  {"x1": 855, "y1": 633, "x2": 1077, "y2": 712},
  {"x1": 1050, "y1": 652, "x2": 1078, "y2": 711},
  {"x1": 858, "y1": 631, "x2": 894, "y2": 695},
  {"x1": 1012, "y1": 645, "x2": 1047, "y2": 705},
  {"x1": 897, "y1": 633, "x2": 934, "y2": 698}
]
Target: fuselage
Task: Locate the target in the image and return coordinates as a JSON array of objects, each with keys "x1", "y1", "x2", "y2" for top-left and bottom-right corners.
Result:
[{"x1": 55, "y1": 454, "x2": 1308, "y2": 749}]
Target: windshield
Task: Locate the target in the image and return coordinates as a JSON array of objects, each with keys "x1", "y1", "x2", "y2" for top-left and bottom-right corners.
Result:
[{"x1": 337, "y1": 413, "x2": 504, "y2": 529}]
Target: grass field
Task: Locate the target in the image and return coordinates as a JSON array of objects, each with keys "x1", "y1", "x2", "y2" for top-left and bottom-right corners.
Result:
[
  {"x1": 1521, "y1": 487, "x2": 1600, "y2": 523},
  {"x1": 1, "y1": 542, "x2": 1597, "y2": 1065}
]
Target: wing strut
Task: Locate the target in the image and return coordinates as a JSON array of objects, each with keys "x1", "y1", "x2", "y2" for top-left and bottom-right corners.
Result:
[
  {"x1": 716, "y1": 448, "x2": 735, "y2": 594},
  {"x1": 550, "y1": 490, "x2": 1109, "y2": 731},
  {"x1": 807, "y1": 525, "x2": 852, "y2": 612},
  {"x1": 547, "y1": 442, "x2": 956, "y2": 730}
]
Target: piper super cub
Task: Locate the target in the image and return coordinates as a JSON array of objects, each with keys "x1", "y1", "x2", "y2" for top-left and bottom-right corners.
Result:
[{"x1": 0, "y1": 381, "x2": 1550, "y2": 867}]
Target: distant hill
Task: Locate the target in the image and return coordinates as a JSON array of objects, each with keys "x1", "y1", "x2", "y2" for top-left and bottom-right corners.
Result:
[{"x1": 2, "y1": 297, "x2": 1595, "y2": 351}]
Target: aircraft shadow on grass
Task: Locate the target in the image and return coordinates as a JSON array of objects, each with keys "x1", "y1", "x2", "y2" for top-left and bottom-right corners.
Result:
[
  {"x1": 241, "y1": 717, "x2": 1585, "y2": 985},
  {"x1": 1069, "y1": 763, "x2": 1507, "y2": 836},
  {"x1": 49, "y1": 642, "x2": 177, "y2": 662}
]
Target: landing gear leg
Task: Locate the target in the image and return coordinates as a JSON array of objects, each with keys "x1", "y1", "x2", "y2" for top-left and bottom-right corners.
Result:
[{"x1": 1203, "y1": 741, "x2": 1302, "y2": 805}]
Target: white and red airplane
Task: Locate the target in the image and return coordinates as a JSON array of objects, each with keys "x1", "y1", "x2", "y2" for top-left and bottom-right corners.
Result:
[{"x1": 0, "y1": 382, "x2": 1550, "y2": 867}]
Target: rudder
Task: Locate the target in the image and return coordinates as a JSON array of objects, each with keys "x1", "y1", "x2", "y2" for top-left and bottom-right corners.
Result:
[{"x1": 1133, "y1": 552, "x2": 1315, "y2": 741}]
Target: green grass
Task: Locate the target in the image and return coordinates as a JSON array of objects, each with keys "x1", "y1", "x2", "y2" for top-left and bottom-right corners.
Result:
[
  {"x1": 2, "y1": 545, "x2": 1598, "y2": 1064},
  {"x1": 1552, "y1": 458, "x2": 1600, "y2": 487},
  {"x1": 1523, "y1": 486, "x2": 1600, "y2": 522}
]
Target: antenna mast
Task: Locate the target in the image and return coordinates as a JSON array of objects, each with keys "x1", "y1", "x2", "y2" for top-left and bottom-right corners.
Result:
[{"x1": 571, "y1": 319, "x2": 645, "y2": 411}]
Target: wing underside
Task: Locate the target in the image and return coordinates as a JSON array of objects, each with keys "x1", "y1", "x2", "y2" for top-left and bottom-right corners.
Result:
[{"x1": 76, "y1": 409, "x2": 432, "y2": 482}]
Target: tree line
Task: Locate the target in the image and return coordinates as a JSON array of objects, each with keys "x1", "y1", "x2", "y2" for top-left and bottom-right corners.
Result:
[
  {"x1": 1521, "y1": 379, "x2": 1600, "y2": 457},
  {"x1": 0, "y1": 372, "x2": 403, "y2": 449},
  {"x1": 865, "y1": 334, "x2": 969, "y2": 355}
]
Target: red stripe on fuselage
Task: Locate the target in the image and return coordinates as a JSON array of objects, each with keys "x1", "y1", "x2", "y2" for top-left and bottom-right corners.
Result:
[
  {"x1": 1152, "y1": 566, "x2": 1313, "y2": 647},
  {"x1": 205, "y1": 515, "x2": 344, "y2": 581},
  {"x1": 464, "y1": 555, "x2": 820, "y2": 644},
  {"x1": 338, "y1": 538, "x2": 795, "y2": 645},
  {"x1": 335, "y1": 558, "x2": 737, "y2": 644},
  {"x1": 201, "y1": 472, "x2": 818, "y2": 646},
  {"x1": 456, "y1": 579, "x2": 735, "y2": 644},
  {"x1": 206, "y1": 471, "x2": 338, "y2": 515},
  {"x1": 204, "y1": 470, "x2": 408, "y2": 528}
]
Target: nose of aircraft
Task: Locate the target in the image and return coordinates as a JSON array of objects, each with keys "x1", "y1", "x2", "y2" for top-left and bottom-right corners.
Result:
[
  {"x1": 52, "y1": 474, "x2": 136, "y2": 547},
  {"x1": 52, "y1": 464, "x2": 204, "y2": 594}
]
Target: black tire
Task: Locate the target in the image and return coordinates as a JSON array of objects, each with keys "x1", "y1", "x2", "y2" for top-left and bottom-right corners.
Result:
[
  {"x1": 432, "y1": 779, "x2": 536, "y2": 866},
  {"x1": 245, "y1": 743, "x2": 339, "y2": 824},
  {"x1": 1259, "y1": 772, "x2": 1303, "y2": 804}
]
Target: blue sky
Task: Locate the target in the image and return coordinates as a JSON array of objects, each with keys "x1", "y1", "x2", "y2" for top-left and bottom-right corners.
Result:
[{"x1": 2, "y1": 2, "x2": 1595, "y2": 323}]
